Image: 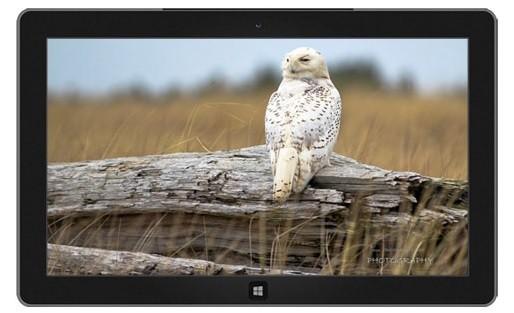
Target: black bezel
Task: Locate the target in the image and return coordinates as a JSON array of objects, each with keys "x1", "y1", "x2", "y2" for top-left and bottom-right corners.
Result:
[{"x1": 18, "y1": 9, "x2": 497, "y2": 305}]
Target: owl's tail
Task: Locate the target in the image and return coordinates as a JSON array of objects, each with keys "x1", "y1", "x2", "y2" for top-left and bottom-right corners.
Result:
[{"x1": 273, "y1": 147, "x2": 299, "y2": 202}]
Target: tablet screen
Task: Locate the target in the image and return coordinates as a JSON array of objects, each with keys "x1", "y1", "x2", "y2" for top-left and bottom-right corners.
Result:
[{"x1": 46, "y1": 39, "x2": 468, "y2": 276}]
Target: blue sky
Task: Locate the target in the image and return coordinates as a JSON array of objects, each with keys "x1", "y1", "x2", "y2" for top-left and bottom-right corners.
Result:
[{"x1": 48, "y1": 38, "x2": 467, "y2": 94}]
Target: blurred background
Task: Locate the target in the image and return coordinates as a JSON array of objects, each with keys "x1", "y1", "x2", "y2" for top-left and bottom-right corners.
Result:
[{"x1": 48, "y1": 39, "x2": 468, "y2": 179}]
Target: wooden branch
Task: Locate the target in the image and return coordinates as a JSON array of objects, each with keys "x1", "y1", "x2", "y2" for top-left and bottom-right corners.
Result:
[
  {"x1": 48, "y1": 244, "x2": 315, "y2": 276},
  {"x1": 47, "y1": 145, "x2": 468, "y2": 270}
]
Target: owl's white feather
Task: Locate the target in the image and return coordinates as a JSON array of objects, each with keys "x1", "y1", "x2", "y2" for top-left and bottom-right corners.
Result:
[{"x1": 265, "y1": 47, "x2": 342, "y2": 202}]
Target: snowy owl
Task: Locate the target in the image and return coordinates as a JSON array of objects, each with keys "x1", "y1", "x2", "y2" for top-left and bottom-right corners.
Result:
[{"x1": 265, "y1": 47, "x2": 342, "y2": 202}]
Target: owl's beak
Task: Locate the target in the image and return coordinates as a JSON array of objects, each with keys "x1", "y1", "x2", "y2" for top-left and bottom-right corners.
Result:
[
  {"x1": 282, "y1": 58, "x2": 301, "y2": 78},
  {"x1": 288, "y1": 61, "x2": 298, "y2": 74}
]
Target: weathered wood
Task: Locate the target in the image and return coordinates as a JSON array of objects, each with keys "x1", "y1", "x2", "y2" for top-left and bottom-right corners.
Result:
[
  {"x1": 48, "y1": 145, "x2": 467, "y2": 218},
  {"x1": 48, "y1": 244, "x2": 315, "y2": 276},
  {"x1": 47, "y1": 145, "x2": 468, "y2": 271}
]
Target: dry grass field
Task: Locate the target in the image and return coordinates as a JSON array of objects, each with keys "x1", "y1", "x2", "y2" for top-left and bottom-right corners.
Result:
[
  {"x1": 47, "y1": 88, "x2": 468, "y2": 276},
  {"x1": 48, "y1": 88, "x2": 467, "y2": 179}
]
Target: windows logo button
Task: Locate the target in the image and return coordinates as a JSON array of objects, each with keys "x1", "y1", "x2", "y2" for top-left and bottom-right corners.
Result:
[{"x1": 249, "y1": 281, "x2": 268, "y2": 300}]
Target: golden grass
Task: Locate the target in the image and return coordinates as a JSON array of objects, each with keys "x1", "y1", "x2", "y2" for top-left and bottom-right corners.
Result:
[{"x1": 48, "y1": 88, "x2": 467, "y2": 179}]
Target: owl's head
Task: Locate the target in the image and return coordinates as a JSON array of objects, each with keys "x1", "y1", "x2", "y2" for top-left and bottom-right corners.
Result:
[{"x1": 281, "y1": 47, "x2": 330, "y2": 80}]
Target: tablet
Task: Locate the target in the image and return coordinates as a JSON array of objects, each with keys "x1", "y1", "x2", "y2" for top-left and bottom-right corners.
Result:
[{"x1": 18, "y1": 9, "x2": 497, "y2": 305}]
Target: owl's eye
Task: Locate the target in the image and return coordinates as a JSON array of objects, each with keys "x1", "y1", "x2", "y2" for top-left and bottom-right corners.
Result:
[
  {"x1": 300, "y1": 57, "x2": 310, "y2": 62},
  {"x1": 286, "y1": 58, "x2": 290, "y2": 62}
]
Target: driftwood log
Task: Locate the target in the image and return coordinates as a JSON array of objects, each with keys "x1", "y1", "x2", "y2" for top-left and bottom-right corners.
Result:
[
  {"x1": 47, "y1": 243, "x2": 314, "y2": 276},
  {"x1": 47, "y1": 145, "x2": 468, "y2": 275}
]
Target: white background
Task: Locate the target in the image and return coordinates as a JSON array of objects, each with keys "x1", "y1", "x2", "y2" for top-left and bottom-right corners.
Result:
[{"x1": 1, "y1": 0, "x2": 510, "y2": 312}]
